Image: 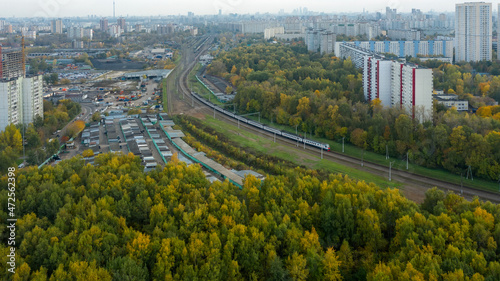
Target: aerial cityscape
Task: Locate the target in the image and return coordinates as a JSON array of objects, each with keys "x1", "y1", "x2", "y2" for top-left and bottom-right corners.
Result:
[{"x1": 2, "y1": 1, "x2": 500, "y2": 280}]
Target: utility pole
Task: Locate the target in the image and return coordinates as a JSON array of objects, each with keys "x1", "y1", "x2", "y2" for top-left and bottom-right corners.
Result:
[
  {"x1": 466, "y1": 165, "x2": 473, "y2": 181},
  {"x1": 389, "y1": 161, "x2": 395, "y2": 181},
  {"x1": 406, "y1": 151, "x2": 409, "y2": 170},
  {"x1": 213, "y1": 107, "x2": 215, "y2": 119},
  {"x1": 321, "y1": 147, "x2": 323, "y2": 159},
  {"x1": 361, "y1": 149, "x2": 364, "y2": 167},
  {"x1": 274, "y1": 132, "x2": 276, "y2": 143},
  {"x1": 342, "y1": 137, "x2": 345, "y2": 153},
  {"x1": 386, "y1": 145, "x2": 389, "y2": 160},
  {"x1": 461, "y1": 173, "x2": 463, "y2": 196}
]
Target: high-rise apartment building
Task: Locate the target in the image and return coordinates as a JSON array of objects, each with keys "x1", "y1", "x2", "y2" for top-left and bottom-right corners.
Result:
[
  {"x1": 498, "y1": 4, "x2": 500, "y2": 60},
  {"x1": 21, "y1": 75, "x2": 43, "y2": 126},
  {"x1": 337, "y1": 40, "x2": 454, "y2": 59},
  {"x1": 306, "y1": 28, "x2": 336, "y2": 55},
  {"x1": 68, "y1": 27, "x2": 84, "y2": 39},
  {"x1": 363, "y1": 56, "x2": 433, "y2": 122},
  {"x1": 51, "y1": 19, "x2": 63, "y2": 34},
  {"x1": 100, "y1": 18, "x2": 108, "y2": 32},
  {"x1": 0, "y1": 47, "x2": 24, "y2": 80},
  {"x1": 455, "y1": 2, "x2": 492, "y2": 62},
  {"x1": 0, "y1": 75, "x2": 43, "y2": 131},
  {"x1": 117, "y1": 17, "x2": 126, "y2": 30}
]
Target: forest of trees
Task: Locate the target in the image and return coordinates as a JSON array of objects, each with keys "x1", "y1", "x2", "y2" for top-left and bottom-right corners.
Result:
[
  {"x1": 0, "y1": 98, "x2": 81, "y2": 169},
  {"x1": 2, "y1": 153, "x2": 500, "y2": 280},
  {"x1": 207, "y1": 43, "x2": 500, "y2": 180}
]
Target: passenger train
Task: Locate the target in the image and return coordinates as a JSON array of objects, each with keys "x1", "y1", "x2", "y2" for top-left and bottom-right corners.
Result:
[{"x1": 191, "y1": 92, "x2": 331, "y2": 152}]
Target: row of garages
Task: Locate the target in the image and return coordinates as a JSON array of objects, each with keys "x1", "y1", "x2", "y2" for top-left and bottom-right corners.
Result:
[
  {"x1": 141, "y1": 115, "x2": 173, "y2": 163},
  {"x1": 81, "y1": 122, "x2": 100, "y2": 149},
  {"x1": 119, "y1": 118, "x2": 159, "y2": 172}
]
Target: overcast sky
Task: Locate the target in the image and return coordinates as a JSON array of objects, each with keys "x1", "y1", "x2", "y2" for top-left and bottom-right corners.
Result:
[{"x1": 1, "y1": 0, "x2": 469, "y2": 18}]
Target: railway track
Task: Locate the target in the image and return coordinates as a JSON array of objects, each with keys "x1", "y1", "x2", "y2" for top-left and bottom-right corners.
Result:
[{"x1": 171, "y1": 37, "x2": 500, "y2": 204}]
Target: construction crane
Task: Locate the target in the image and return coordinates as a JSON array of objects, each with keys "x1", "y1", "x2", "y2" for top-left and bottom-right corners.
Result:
[{"x1": 14, "y1": 35, "x2": 26, "y2": 77}]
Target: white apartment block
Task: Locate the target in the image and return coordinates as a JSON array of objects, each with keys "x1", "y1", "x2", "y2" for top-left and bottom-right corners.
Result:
[
  {"x1": 306, "y1": 28, "x2": 336, "y2": 54},
  {"x1": 264, "y1": 27, "x2": 284, "y2": 40},
  {"x1": 84, "y1": 28, "x2": 93, "y2": 40},
  {"x1": 21, "y1": 76, "x2": 43, "y2": 125},
  {"x1": 363, "y1": 57, "x2": 393, "y2": 106},
  {"x1": 51, "y1": 19, "x2": 63, "y2": 34},
  {"x1": 336, "y1": 40, "x2": 454, "y2": 59},
  {"x1": 455, "y1": 2, "x2": 492, "y2": 62},
  {"x1": 109, "y1": 25, "x2": 122, "y2": 38},
  {"x1": 498, "y1": 4, "x2": 500, "y2": 60},
  {"x1": 0, "y1": 75, "x2": 43, "y2": 132},
  {"x1": 68, "y1": 27, "x2": 84, "y2": 39},
  {"x1": 363, "y1": 56, "x2": 433, "y2": 122}
]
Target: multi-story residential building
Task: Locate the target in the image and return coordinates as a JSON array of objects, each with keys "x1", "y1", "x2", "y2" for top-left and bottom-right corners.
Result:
[
  {"x1": 264, "y1": 27, "x2": 284, "y2": 40},
  {"x1": 498, "y1": 4, "x2": 500, "y2": 60},
  {"x1": 51, "y1": 19, "x2": 63, "y2": 34},
  {"x1": 0, "y1": 47, "x2": 24, "y2": 80},
  {"x1": 338, "y1": 43, "x2": 378, "y2": 68},
  {"x1": 306, "y1": 28, "x2": 336, "y2": 54},
  {"x1": 455, "y1": 2, "x2": 492, "y2": 62},
  {"x1": 362, "y1": 55, "x2": 433, "y2": 122},
  {"x1": 83, "y1": 28, "x2": 93, "y2": 40},
  {"x1": 68, "y1": 27, "x2": 84, "y2": 39},
  {"x1": 0, "y1": 75, "x2": 43, "y2": 131},
  {"x1": 0, "y1": 78, "x2": 22, "y2": 130},
  {"x1": 109, "y1": 25, "x2": 121, "y2": 38},
  {"x1": 337, "y1": 40, "x2": 454, "y2": 59},
  {"x1": 331, "y1": 22, "x2": 381, "y2": 39},
  {"x1": 100, "y1": 18, "x2": 108, "y2": 32},
  {"x1": 364, "y1": 56, "x2": 393, "y2": 106},
  {"x1": 21, "y1": 30, "x2": 36, "y2": 40},
  {"x1": 117, "y1": 17, "x2": 126, "y2": 31},
  {"x1": 21, "y1": 75, "x2": 43, "y2": 125},
  {"x1": 387, "y1": 29, "x2": 421, "y2": 40}
]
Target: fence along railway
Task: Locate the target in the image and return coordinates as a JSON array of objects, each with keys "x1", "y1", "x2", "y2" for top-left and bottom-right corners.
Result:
[{"x1": 170, "y1": 35, "x2": 500, "y2": 204}]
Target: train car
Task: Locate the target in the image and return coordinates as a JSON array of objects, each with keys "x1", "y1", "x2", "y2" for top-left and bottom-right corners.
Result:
[
  {"x1": 263, "y1": 126, "x2": 281, "y2": 135},
  {"x1": 304, "y1": 139, "x2": 330, "y2": 151},
  {"x1": 234, "y1": 115, "x2": 246, "y2": 122},
  {"x1": 282, "y1": 132, "x2": 303, "y2": 142},
  {"x1": 248, "y1": 120, "x2": 263, "y2": 129},
  {"x1": 190, "y1": 91, "x2": 331, "y2": 152}
]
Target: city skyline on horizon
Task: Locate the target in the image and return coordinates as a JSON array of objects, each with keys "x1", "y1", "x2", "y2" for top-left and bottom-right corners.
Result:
[{"x1": 0, "y1": 0, "x2": 470, "y2": 18}]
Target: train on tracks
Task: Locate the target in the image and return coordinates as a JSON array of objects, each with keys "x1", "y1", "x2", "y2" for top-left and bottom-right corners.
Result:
[{"x1": 191, "y1": 92, "x2": 331, "y2": 152}]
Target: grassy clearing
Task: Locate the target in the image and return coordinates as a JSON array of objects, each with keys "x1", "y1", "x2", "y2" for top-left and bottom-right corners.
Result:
[
  {"x1": 202, "y1": 115, "x2": 402, "y2": 189},
  {"x1": 188, "y1": 63, "x2": 224, "y2": 106},
  {"x1": 244, "y1": 114, "x2": 500, "y2": 193}
]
